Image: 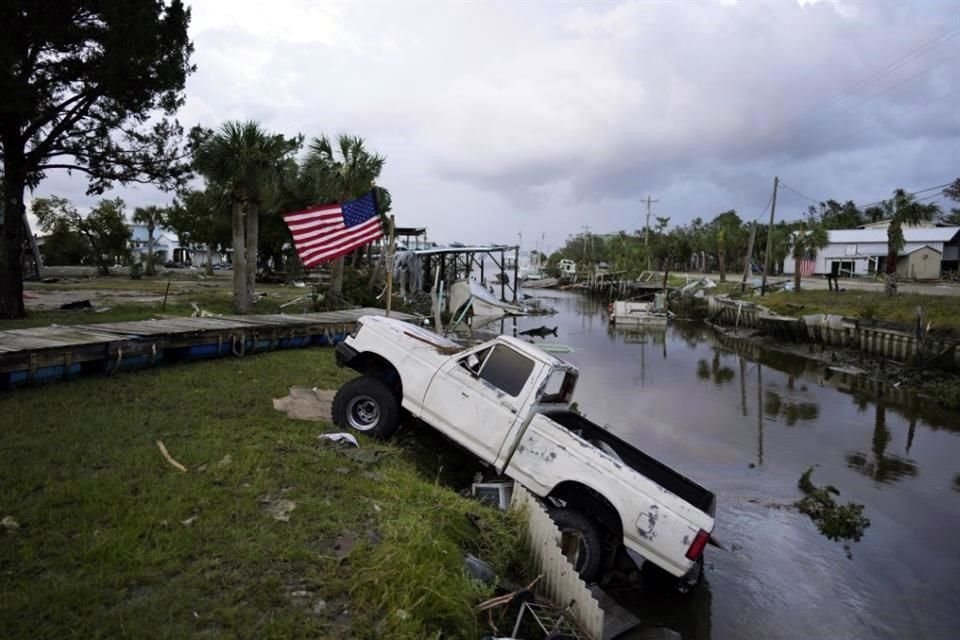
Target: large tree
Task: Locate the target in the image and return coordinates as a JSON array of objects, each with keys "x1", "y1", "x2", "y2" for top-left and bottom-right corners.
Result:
[
  {"x1": 132, "y1": 205, "x2": 167, "y2": 275},
  {"x1": 193, "y1": 121, "x2": 301, "y2": 313},
  {"x1": 33, "y1": 196, "x2": 131, "y2": 275},
  {"x1": 167, "y1": 188, "x2": 232, "y2": 276},
  {"x1": 880, "y1": 189, "x2": 940, "y2": 296},
  {"x1": 709, "y1": 210, "x2": 743, "y2": 282},
  {"x1": 302, "y1": 135, "x2": 386, "y2": 298},
  {"x1": 942, "y1": 178, "x2": 960, "y2": 225},
  {"x1": 0, "y1": 0, "x2": 194, "y2": 318}
]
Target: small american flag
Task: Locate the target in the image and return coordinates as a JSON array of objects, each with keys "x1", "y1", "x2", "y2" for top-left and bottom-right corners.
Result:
[{"x1": 283, "y1": 191, "x2": 383, "y2": 268}]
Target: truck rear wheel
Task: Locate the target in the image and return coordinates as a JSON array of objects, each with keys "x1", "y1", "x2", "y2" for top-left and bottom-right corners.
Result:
[
  {"x1": 548, "y1": 507, "x2": 604, "y2": 583},
  {"x1": 332, "y1": 376, "x2": 401, "y2": 440}
]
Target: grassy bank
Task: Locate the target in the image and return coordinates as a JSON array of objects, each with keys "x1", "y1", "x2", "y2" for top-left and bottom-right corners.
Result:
[
  {"x1": 0, "y1": 349, "x2": 525, "y2": 638},
  {"x1": 763, "y1": 289, "x2": 960, "y2": 333}
]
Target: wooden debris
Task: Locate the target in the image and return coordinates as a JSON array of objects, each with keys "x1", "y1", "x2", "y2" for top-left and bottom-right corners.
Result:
[{"x1": 156, "y1": 440, "x2": 188, "y2": 473}]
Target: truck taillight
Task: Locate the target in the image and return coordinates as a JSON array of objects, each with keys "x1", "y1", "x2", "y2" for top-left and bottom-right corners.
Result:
[{"x1": 686, "y1": 529, "x2": 710, "y2": 560}]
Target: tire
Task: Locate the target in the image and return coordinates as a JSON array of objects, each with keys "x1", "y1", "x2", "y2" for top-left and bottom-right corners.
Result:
[
  {"x1": 331, "y1": 376, "x2": 401, "y2": 440},
  {"x1": 548, "y1": 507, "x2": 604, "y2": 583}
]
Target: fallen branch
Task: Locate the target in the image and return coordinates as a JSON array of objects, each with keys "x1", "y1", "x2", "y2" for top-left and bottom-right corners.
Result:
[{"x1": 156, "y1": 440, "x2": 188, "y2": 473}]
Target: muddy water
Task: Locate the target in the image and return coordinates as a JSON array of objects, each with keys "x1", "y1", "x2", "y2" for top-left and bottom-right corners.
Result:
[{"x1": 502, "y1": 290, "x2": 960, "y2": 640}]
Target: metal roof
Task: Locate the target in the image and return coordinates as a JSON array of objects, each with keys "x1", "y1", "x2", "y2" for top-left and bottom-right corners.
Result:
[{"x1": 828, "y1": 227, "x2": 960, "y2": 244}]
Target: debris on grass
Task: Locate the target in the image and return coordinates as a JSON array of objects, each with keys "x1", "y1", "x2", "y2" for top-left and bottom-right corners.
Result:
[
  {"x1": 334, "y1": 532, "x2": 357, "y2": 560},
  {"x1": 180, "y1": 515, "x2": 198, "y2": 527},
  {"x1": 319, "y1": 433, "x2": 359, "y2": 448},
  {"x1": 2, "y1": 515, "x2": 19, "y2": 532},
  {"x1": 273, "y1": 386, "x2": 336, "y2": 421},
  {"x1": 795, "y1": 466, "x2": 870, "y2": 542},
  {"x1": 260, "y1": 496, "x2": 297, "y2": 522},
  {"x1": 217, "y1": 454, "x2": 232, "y2": 468},
  {"x1": 155, "y1": 440, "x2": 188, "y2": 473}
]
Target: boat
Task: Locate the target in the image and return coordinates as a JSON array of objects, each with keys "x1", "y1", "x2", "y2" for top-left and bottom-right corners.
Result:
[
  {"x1": 448, "y1": 279, "x2": 528, "y2": 318},
  {"x1": 608, "y1": 295, "x2": 671, "y2": 326}
]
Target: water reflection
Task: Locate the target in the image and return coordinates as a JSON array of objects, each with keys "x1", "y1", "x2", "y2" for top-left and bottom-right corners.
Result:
[
  {"x1": 844, "y1": 402, "x2": 919, "y2": 485},
  {"x1": 763, "y1": 389, "x2": 820, "y2": 426},
  {"x1": 616, "y1": 574, "x2": 714, "y2": 640},
  {"x1": 696, "y1": 351, "x2": 735, "y2": 385}
]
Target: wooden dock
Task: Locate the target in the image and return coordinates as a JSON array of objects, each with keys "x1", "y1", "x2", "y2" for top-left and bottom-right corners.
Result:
[{"x1": 0, "y1": 308, "x2": 417, "y2": 389}]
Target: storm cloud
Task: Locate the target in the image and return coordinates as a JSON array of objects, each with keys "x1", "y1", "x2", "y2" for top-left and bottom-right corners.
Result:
[{"x1": 32, "y1": 0, "x2": 960, "y2": 252}]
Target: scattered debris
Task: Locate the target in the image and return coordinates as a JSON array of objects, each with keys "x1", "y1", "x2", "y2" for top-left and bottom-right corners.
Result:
[
  {"x1": 334, "y1": 532, "x2": 357, "y2": 559},
  {"x1": 272, "y1": 387, "x2": 336, "y2": 422},
  {"x1": 59, "y1": 299, "x2": 92, "y2": 310},
  {"x1": 312, "y1": 599, "x2": 327, "y2": 615},
  {"x1": 2, "y1": 515, "x2": 20, "y2": 531},
  {"x1": 156, "y1": 440, "x2": 188, "y2": 473},
  {"x1": 217, "y1": 454, "x2": 232, "y2": 468},
  {"x1": 260, "y1": 497, "x2": 297, "y2": 522},
  {"x1": 190, "y1": 303, "x2": 220, "y2": 318},
  {"x1": 795, "y1": 466, "x2": 870, "y2": 542},
  {"x1": 180, "y1": 515, "x2": 198, "y2": 527},
  {"x1": 464, "y1": 554, "x2": 498, "y2": 585},
  {"x1": 319, "y1": 433, "x2": 359, "y2": 448}
]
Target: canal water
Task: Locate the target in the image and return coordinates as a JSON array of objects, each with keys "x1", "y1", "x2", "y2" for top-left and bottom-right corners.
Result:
[{"x1": 500, "y1": 290, "x2": 959, "y2": 640}]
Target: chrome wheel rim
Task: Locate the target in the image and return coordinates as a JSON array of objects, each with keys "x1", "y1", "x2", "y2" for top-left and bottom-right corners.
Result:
[{"x1": 346, "y1": 395, "x2": 380, "y2": 431}]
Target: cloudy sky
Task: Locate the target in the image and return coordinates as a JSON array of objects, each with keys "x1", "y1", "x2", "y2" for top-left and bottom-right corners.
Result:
[{"x1": 34, "y1": 0, "x2": 960, "y2": 252}]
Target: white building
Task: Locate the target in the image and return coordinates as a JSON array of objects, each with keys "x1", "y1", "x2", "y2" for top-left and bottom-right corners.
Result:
[
  {"x1": 783, "y1": 225, "x2": 960, "y2": 280},
  {"x1": 129, "y1": 223, "x2": 225, "y2": 268}
]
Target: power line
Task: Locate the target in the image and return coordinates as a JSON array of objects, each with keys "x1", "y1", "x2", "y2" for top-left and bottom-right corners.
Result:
[
  {"x1": 751, "y1": 190, "x2": 775, "y2": 223},
  {"x1": 857, "y1": 181, "x2": 955, "y2": 210},
  {"x1": 783, "y1": 45, "x2": 960, "y2": 141},
  {"x1": 775, "y1": 23, "x2": 960, "y2": 135},
  {"x1": 813, "y1": 86, "x2": 960, "y2": 152},
  {"x1": 777, "y1": 181, "x2": 821, "y2": 206}
]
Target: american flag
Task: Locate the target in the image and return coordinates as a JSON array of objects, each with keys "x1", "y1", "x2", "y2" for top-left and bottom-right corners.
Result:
[
  {"x1": 799, "y1": 258, "x2": 816, "y2": 277},
  {"x1": 283, "y1": 191, "x2": 383, "y2": 268}
]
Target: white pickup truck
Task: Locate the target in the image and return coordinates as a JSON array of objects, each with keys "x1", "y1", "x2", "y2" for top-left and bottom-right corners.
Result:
[{"x1": 332, "y1": 316, "x2": 716, "y2": 585}]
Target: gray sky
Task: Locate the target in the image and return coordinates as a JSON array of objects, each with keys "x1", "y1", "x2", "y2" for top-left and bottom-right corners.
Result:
[{"x1": 32, "y1": 0, "x2": 960, "y2": 253}]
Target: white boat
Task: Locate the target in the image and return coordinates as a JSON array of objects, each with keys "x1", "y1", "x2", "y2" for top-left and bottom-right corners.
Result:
[
  {"x1": 608, "y1": 296, "x2": 670, "y2": 326},
  {"x1": 448, "y1": 279, "x2": 528, "y2": 318}
]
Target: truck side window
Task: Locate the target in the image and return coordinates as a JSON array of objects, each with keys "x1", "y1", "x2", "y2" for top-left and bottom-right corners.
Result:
[
  {"x1": 477, "y1": 345, "x2": 534, "y2": 397},
  {"x1": 459, "y1": 347, "x2": 491, "y2": 376}
]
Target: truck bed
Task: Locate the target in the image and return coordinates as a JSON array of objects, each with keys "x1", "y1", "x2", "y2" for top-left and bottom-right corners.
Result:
[{"x1": 541, "y1": 410, "x2": 716, "y2": 516}]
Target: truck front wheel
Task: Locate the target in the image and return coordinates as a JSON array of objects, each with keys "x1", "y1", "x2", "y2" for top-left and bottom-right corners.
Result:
[
  {"x1": 332, "y1": 376, "x2": 401, "y2": 440},
  {"x1": 548, "y1": 507, "x2": 604, "y2": 583}
]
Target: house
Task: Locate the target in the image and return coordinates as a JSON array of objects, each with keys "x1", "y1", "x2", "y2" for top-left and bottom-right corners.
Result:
[
  {"x1": 558, "y1": 258, "x2": 577, "y2": 276},
  {"x1": 783, "y1": 224, "x2": 960, "y2": 280},
  {"x1": 129, "y1": 223, "x2": 224, "y2": 267}
]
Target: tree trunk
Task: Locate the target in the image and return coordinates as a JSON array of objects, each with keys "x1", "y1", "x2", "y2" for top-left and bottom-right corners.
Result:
[
  {"x1": 245, "y1": 205, "x2": 258, "y2": 306},
  {"x1": 0, "y1": 162, "x2": 27, "y2": 319},
  {"x1": 718, "y1": 252, "x2": 726, "y2": 282},
  {"x1": 885, "y1": 238, "x2": 898, "y2": 297},
  {"x1": 232, "y1": 200, "x2": 248, "y2": 313},
  {"x1": 146, "y1": 221, "x2": 155, "y2": 276},
  {"x1": 330, "y1": 255, "x2": 345, "y2": 298},
  {"x1": 794, "y1": 254, "x2": 802, "y2": 292},
  {"x1": 205, "y1": 243, "x2": 215, "y2": 276}
]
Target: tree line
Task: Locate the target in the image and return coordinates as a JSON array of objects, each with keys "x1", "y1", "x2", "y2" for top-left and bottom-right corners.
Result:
[{"x1": 548, "y1": 183, "x2": 958, "y2": 295}]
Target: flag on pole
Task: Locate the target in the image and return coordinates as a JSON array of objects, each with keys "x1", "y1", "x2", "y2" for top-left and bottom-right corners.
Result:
[{"x1": 283, "y1": 191, "x2": 383, "y2": 268}]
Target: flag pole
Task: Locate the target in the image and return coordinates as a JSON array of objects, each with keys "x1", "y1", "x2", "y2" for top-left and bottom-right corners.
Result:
[{"x1": 385, "y1": 214, "x2": 395, "y2": 317}]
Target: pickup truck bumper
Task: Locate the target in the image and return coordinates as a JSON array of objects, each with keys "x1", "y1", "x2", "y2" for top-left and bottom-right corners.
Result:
[{"x1": 335, "y1": 342, "x2": 359, "y2": 368}]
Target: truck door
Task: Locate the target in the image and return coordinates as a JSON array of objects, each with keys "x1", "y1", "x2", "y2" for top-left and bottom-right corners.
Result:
[{"x1": 421, "y1": 344, "x2": 536, "y2": 464}]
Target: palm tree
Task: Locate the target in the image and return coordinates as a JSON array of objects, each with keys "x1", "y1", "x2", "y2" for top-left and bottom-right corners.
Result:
[
  {"x1": 880, "y1": 189, "x2": 940, "y2": 296},
  {"x1": 302, "y1": 135, "x2": 386, "y2": 298},
  {"x1": 788, "y1": 217, "x2": 828, "y2": 292},
  {"x1": 132, "y1": 205, "x2": 166, "y2": 276},
  {"x1": 194, "y1": 121, "x2": 301, "y2": 313}
]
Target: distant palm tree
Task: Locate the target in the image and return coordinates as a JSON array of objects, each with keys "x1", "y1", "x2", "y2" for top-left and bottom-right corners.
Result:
[
  {"x1": 788, "y1": 217, "x2": 828, "y2": 292},
  {"x1": 302, "y1": 135, "x2": 386, "y2": 298},
  {"x1": 132, "y1": 205, "x2": 167, "y2": 276},
  {"x1": 194, "y1": 121, "x2": 301, "y2": 313},
  {"x1": 880, "y1": 189, "x2": 940, "y2": 296}
]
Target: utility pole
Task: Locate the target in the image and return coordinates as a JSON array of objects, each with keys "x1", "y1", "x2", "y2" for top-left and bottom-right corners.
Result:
[
  {"x1": 761, "y1": 176, "x2": 779, "y2": 296},
  {"x1": 740, "y1": 221, "x2": 757, "y2": 293},
  {"x1": 644, "y1": 195, "x2": 659, "y2": 271}
]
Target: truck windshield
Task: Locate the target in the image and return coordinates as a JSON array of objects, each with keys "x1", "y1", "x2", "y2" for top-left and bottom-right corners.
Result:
[{"x1": 540, "y1": 369, "x2": 577, "y2": 404}]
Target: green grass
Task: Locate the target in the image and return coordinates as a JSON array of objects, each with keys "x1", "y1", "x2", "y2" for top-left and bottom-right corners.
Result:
[
  {"x1": 763, "y1": 289, "x2": 960, "y2": 333},
  {"x1": 0, "y1": 349, "x2": 526, "y2": 639}
]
